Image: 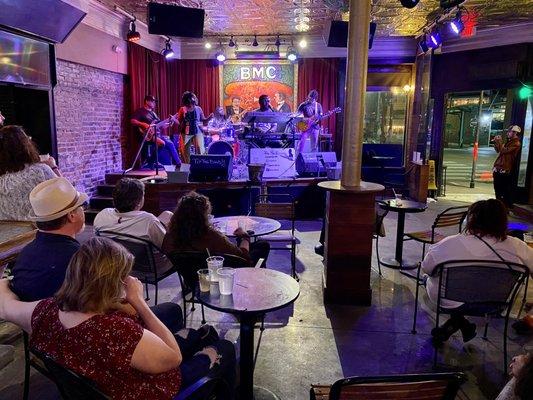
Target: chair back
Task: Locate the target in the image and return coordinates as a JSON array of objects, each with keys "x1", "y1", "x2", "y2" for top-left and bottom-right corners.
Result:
[
  {"x1": 168, "y1": 250, "x2": 209, "y2": 289},
  {"x1": 30, "y1": 348, "x2": 109, "y2": 400},
  {"x1": 375, "y1": 206, "x2": 388, "y2": 237},
  {"x1": 212, "y1": 252, "x2": 250, "y2": 269},
  {"x1": 254, "y1": 193, "x2": 295, "y2": 231},
  {"x1": 436, "y1": 260, "x2": 528, "y2": 311},
  {"x1": 432, "y1": 206, "x2": 468, "y2": 231},
  {"x1": 328, "y1": 372, "x2": 466, "y2": 400}
]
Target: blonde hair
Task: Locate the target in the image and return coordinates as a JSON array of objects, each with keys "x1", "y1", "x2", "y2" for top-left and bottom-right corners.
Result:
[{"x1": 55, "y1": 237, "x2": 133, "y2": 313}]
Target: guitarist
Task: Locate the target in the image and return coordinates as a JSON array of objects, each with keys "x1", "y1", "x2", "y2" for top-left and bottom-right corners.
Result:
[
  {"x1": 297, "y1": 90, "x2": 323, "y2": 153},
  {"x1": 131, "y1": 95, "x2": 181, "y2": 168}
]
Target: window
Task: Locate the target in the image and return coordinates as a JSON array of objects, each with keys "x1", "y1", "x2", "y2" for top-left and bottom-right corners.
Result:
[{"x1": 363, "y1": 91, "x2": 408, "y2": 144}]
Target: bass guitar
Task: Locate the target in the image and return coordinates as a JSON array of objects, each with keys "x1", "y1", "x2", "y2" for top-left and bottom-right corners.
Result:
[
  {"x1": 296, "y1": 107, "x2": 341, "y2": 132},
  {"x1": 141, "y1": 114, "x2": 178, "y2": 146}
]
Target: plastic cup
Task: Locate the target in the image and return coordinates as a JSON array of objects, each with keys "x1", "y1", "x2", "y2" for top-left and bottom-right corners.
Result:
[
  {"x1": 394, "y1": 194, "x2": 403, "y2": 207},
  {"x1": 207, "y1": 256, "x2": 224, "y2": 282},
  {"x1": 217, "y1": 267, "x2": 236, "y2": 295},
  {"x1": 197, "y1": 269, "x2": 210, "y2": 292}
]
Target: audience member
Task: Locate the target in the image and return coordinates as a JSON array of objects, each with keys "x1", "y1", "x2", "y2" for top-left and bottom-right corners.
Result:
[
  {"x1": 0, "y1": 237, "x2": 236, "y2": 399},
  {"x1": 162, "y1": 192, "x2": 270, "y2": 268},
  {"x1": 422, "y1": 199, "x2": 532, "y2": 344},
  {"x1": 0, "y1": 125, "x2": 61, "y2": 221},
  {"x1": 496, "y1": 351, "x2": 533, "y2": 400},
  {"x1": 11, "y1": 177, "x2": 86, "y2": 301},
  {"x1": 93, "y1": 178, "x2": 171, "y2": 248}
]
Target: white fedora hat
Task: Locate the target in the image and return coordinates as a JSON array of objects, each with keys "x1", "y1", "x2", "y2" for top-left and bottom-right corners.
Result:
[
  {"x1": 508, "y1": 125, "x2": 521, "y2": 133},
  {"x1": 29, "y1": 177, "x2": 88, "y2": 222}
]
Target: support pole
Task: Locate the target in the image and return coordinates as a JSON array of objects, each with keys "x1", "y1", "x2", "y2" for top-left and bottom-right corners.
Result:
[{"x1": 341, "y1": 0, "x2": 372, "y2": 188}]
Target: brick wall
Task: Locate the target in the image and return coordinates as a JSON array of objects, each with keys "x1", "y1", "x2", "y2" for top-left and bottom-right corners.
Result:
[{"x1": 54, "y1": 60, "x2": 125, "y2": 195}]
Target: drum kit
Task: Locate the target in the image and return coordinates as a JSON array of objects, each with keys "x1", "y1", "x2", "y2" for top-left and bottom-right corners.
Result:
[{"x1": 206, "y1": 123, "x2": 246, "y2": 163}]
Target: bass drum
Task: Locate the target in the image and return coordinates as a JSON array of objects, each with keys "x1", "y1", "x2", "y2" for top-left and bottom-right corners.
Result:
[{"x1": 207, "y1": 140, "x2": 234, "y2": 157}]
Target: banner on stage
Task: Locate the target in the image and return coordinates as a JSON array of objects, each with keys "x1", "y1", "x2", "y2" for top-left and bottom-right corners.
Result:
[
  {"x1": 220, "y1": 60, "x2": 297, "y2": 118},
  {"x1": 250, "y1": 148, "x2": 296, "y2": 178}
]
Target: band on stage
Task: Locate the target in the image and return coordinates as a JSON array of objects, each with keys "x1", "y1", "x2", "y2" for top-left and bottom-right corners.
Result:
[{"x1": 130, "y1": 90, "x2": 337, "y2": 170}]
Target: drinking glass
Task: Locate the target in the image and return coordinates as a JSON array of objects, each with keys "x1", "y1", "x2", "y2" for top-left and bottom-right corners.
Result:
[
  {"x1": 206, "y1": 256, "x2": 224, "y2": 282},
  {"x1": 394, "y1": 193, "x2": 403, "y2": 207},
  {"x1": 217, "y1": 267, "x2": 236, "y2": 295},
  {"x1": 197, "y1": 269, "x2": 210, "y2": 292}
]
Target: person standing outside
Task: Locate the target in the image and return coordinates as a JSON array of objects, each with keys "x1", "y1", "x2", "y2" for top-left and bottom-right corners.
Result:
[
  {"x1": 493, "y1": 125, "x2": 522, "y2": 210},
  {"x1": 297, "y1": 89, "x2": 323, "y2": 153}
]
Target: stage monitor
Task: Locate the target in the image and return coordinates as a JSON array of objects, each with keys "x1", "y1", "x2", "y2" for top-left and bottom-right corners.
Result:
[
  {"x1": 296, "y1": 152, "x2": 337, "y2": 177},
  {"x1": 0, "y1": 0, "x2": 86, "y2": 43},
  {"x1": 148, "y1": 3, "x2": 205, "y2": 38},
  {"x1": 323, "y1": 20, "x2": 377, "y2": 49}
]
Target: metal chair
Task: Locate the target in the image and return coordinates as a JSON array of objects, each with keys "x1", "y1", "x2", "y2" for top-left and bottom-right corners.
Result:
[
  {"x1": 254, "y1": 193, "x2": 298, "y2": 279},
  {"x1": 95, "y1": 230, "x2": 175, "y2": 305},
  {"x1": 404, "y1": 206, "x2": 469, "y2": 260},
  {"x1": 373, "y1": 207, "x2": 389, "y2": 276},
  {"x1": 310, "y1": 372, "x2": 466, "y2": 400},
  {"x1": 411, "y1": 259, "x2": 529, "y2": 374}
]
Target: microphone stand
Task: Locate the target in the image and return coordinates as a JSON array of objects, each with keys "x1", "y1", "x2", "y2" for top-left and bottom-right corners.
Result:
[{"x1": 124, "y1": 123, "x2": 156, "y2": 176}]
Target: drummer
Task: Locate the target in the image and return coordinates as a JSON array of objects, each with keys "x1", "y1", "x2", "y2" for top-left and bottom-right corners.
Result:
[{"x1": 206, "y1": 106, "x2": 231, "y2": 145}]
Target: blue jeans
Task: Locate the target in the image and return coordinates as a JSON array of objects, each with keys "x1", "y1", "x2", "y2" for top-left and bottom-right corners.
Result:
[{"x1": 157, "y1": 136, "x2": 181, "y2": 166}]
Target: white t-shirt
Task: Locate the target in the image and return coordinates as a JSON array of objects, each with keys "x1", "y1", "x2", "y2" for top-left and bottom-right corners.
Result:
[
  {"x1": 93, "y1": 208, "x2": 166, "y2": 248},
  {"x1": 422, "y1": 233, "x2": 532, "y2": 309}
]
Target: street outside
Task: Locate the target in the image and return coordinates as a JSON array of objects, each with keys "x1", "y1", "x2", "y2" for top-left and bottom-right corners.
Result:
[{"x1": 441, "y1": 147, "x2": 496, "y2": 202}]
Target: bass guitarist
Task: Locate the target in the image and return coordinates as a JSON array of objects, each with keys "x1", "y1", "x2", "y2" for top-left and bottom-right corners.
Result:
[
  {"x1": 131, "y1": 95, "x2": 181, "y2": 168},
  {"x1": 297, "y1": 90, "x2": 323, "y2": 153}
]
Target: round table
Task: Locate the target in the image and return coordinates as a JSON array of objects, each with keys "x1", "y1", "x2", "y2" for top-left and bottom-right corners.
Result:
[
  {"x1": 197, "y1": 268, "x2": 300, "y2": 400},
  {"x1": 212, "y1": 216, "x2": 281, "y2": 238},
  {"x1": 378, "y1": 199, "x2": 427, "y2": 269}
]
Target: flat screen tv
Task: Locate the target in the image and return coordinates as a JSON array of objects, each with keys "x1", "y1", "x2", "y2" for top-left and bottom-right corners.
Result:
[
  {"x1": 0, "y1": 30, "x2": 51, "y2": 87},
  {"x1": 148, "y1": 3, "x2": 205, "y2": 38}
]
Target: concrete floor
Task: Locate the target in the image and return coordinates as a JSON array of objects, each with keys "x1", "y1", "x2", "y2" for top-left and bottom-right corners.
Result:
[{"x1": 0, "y1": 197, "x2": 531, "y2": 399}]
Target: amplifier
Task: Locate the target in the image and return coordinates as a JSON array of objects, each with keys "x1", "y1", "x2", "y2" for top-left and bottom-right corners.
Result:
[
  {"x1": 189, "y1": 154, "x2": 232, "y2": 182},
  {"x1": 295, "y1": 152, "x2": 337, "y2": 177}
]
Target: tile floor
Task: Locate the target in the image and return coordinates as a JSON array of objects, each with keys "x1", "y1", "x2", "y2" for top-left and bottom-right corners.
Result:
[{"x1": 0, "y1": 197, "x2": 530, "y2": 399}]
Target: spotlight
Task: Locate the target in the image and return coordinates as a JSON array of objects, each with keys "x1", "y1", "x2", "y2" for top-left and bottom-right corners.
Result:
[
  {"x1": 287, "y1": 47, "x2": 298, "y2": 61},
  {"x1": 252, "y1": 35, "x2": 259, "y2": 47},
  {"x1": 399, "y1": 0, "x2": 420, "y2": 9},
  {"x1": 418, "y1": 35, "x2": 430, "y2": 53},
  {"x1": 403, "y1": 84, "x2": 412, "y2": 92},
  {"x1": 275, "y1": 35, "x2": 281, "y2": 47},
  {"x1": 126, "y1": 18, "x2": 141, "y2": 42},
  {"x1": 215, "y1": 50, "x2": 226, "y2": 62},
  {"x1": 205, "y1": 42, "x2": 212, "y2": 49},
  {"x1": 228, "y1": 36, "x2": 235, "y2": 47},
  {"x1": 161, "y1": 39, "x2": 174, "y2": 59},
  {"x1": 449, "y1": 12, "x2": 464, "y2": 35},
  {"x1": 428, "y1": 29, "x2": 442, "y2": 49},
  {"x1": 299, "y1": 38, "x2": 307, "y2": 48}
]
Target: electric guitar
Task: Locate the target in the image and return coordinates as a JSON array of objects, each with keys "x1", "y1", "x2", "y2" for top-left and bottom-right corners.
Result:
[
  {"x1": 140, "y1": 114, "x2": 178, "y2": 145},
  {"x1": 297, "y1": 107, "x2": 341, "y2": 132}
]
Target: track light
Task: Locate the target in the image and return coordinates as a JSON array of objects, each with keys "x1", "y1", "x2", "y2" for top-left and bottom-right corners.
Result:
[
  {"x1": 428, "y1": 29, "x2": 442, "y2": 49},
  {"x1": 161, "y1": 39, "x2": 174, "y2": 59},
  {"x1": 418, "y1": 34, "x2": 430, "y2": 53},
  {"x1": 215, "y1": 51, "x2": 226, "y2": 62},
  {"x1": 399, "y1": 0, "x2": 420, "y2": 8},
  {"x1": 298, "y1": 38, "x2": 307, "y2": 48},
  {"x1": 449, "y1": 11, "x2": 464, "y2": 35},
  {"x1": 228, "y1": 36, "x2": 235, "y2": 47},
  {"x1": 127, "y1": 18, "x2": 141, "y2": 42},
  {"x1": 287, "y1": 47, "x2": 298, "y2": 61},
  {"x1": 205, "y1": 42, "x2": 212, "y2": 49},
  {"x1": 252, "y1": 35, "x2": 259, "y2": 47}
]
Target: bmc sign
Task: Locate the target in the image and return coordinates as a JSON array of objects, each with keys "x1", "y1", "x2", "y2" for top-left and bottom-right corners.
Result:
[{"x1": 239, "y1": 66, "x2": 279, "y2": 80}]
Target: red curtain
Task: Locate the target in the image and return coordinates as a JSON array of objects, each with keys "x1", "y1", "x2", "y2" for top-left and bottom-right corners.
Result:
[
  {"x1": 297, "y1": 58, "x2": 340, "y2": 137},
  {"x1": 126, "y1": 43, "x2": 220, "y2": 165}
]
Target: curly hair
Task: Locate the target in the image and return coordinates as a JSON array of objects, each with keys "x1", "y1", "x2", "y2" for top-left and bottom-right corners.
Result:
[
  {"x1": 167, "y1": 192, "x2": 211, "y2": 247},
  {"x1": 515, "y1": 353, "x2": 533, "y2": 399},
  {"x1": 0, "y1": 125, "x2": 40, "y2": 176},
  {"x1": 465, "y1": 199, "x2": 508, "y2": 241},
  {"x1": 182, "y1": 91, "x2": 198, "y2": 107}
]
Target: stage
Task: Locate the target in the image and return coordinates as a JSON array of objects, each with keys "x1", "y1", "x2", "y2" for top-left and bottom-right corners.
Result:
[{"x1": 92, "y1": 169, "x2": 328, "y2": 220}]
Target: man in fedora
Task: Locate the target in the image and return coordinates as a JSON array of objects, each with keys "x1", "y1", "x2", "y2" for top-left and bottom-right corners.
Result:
[
  {"x1": 10, "y1": 177, "x2": 87, "y2": 301},
  {"x1": 493, "y1": 125, "x2": 522, "y2": 209}
]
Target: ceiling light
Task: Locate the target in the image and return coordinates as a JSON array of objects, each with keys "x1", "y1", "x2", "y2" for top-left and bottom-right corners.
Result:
[
  {"x1": 418, "y1": 35, "x2": 430, "y2": 53},
  {"x1": 161, "y1": 39, "x2": 174, "y2": 59},
  {"x1": 428, "y1": 29, "x2": 442, "y2": 49},
  {"x1": 204, "y1": 42, "x2": 212, "y2": 49},
  {"x1": 403, "y1": 84, "x2": 412, "y2": 92},
  {"x1": 216, "y1": 51, "x2": 226, "y2": 62},
  {"x1": 399, "y1": 0, "x2": 420, "y2": 8},
  {"x1": 287, "y1": 47, "x2": 298, "y2": 62},
  {"x1": 298, "y1": 38, "x2": 307, "y2": 48},
  {"x1": 449, "y1": 12, "x2": 464, "y2": 35},
  {"x1": 252, "y1": 35, "x2": 259, "y2": 47},
  {"x1": 126, "y1": 19, "x2": 141, "y2": 42},
  {"x1": 228, "y1": 36, "x2": 235, "y2": 47},
  {"x1": 295, "y1": 22, "x2": 310, "y2": 32}
]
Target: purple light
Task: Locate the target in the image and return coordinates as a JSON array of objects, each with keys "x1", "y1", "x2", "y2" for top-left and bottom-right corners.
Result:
[
  {"x1": 428, "y1": 30, "x2": 442, "y2": 49},
  {"x1": 216, "y1": 52, "x2": 226, "y2": 62},
  {"x1": 449, "y1": 18, "x2": 464, "y2": 35}
]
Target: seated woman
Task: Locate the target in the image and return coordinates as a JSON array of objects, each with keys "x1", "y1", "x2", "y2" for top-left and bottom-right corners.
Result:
[
  {"x1": 422, "y1": 199, "x2": 532, "y2": 344},
  {"x1": 0, "y1": 237, "x2": 235, "y2": 399},
  {"x1": 0, "y1": 125, "x2": 61, "y2": 221},
  {"x1": 162, "y1": 192, "x2": 270, "y2": 271},
  {"x1": 496, "y1": 351, "x2": 533, "y2": 400}
]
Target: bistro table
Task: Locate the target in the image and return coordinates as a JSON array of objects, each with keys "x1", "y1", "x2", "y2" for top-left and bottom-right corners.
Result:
[
  {"x1": 0, "y1": 221, "x2": 37, "y2": 267},
  {"x1": 212, "y1": 215, "x2": 281, "y2": 238},
  {"x1": 378, "y1": 199, "x2": 427, "y2": 270},
  {"x1": 197, "y1": 268, "x2": 300, "y2": 400}
]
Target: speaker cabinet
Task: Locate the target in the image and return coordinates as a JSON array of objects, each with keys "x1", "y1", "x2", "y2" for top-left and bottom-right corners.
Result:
[
  {"x1": 296, "y1": 152, "x2": 337, "y2": 177},
  {"x1": 148, "y1": 3, "x2": 205, "y2": 38},
  {"x1": 323, "y1": 20, "x2": 377, "y2": 49}
]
